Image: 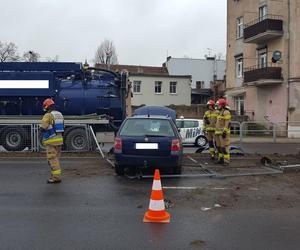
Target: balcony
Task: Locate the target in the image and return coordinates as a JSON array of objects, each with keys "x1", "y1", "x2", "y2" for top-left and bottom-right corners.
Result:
[
  {"x1": 244, "y1": 65, "x2": 283, "y2": 86},
  {"x1": 244, "y1": 15, "x2": 283, "y2": 43}
]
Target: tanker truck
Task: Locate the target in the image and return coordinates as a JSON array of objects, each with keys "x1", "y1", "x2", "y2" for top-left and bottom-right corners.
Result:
[{"x1": 0, "y1": 62, "x2": 130, "y2": 151}]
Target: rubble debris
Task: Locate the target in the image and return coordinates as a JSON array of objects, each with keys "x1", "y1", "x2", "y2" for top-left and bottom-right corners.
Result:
[
  {"x1": 164, "y1": 198, "x2": 174, "y2": 208},
  {"x1": 189, "y1": 240, "x2": 206, "y2": 246},
  {"x1": 201, "y1": 207, "x2": 211, "y2": 211},
  {"x1": 260, "y1": 157, "x2": 272, "y2": 166}
]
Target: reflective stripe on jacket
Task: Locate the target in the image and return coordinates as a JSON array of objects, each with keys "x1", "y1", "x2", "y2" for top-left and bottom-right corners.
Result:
[
  {"x1": 215, "y1": 109, "x2": 231, "y2": 135},
  {"x1": 203, "y1": 110, "x2": 219, "y2": 131}
]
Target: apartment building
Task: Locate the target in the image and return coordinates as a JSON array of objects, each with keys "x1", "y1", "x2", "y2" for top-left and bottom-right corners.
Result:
[
  {"x1": 96, "y1": 64, "x2": 191, "y2": 107},
  {"x1": 164, "y1": 56, "x2": 226, "y2": 103},
  {"x1": 226, "y1": 0, "x2": 300, "y2": 135}
]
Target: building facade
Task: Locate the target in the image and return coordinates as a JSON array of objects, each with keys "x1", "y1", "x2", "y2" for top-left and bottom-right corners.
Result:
[
  {"x1": 130, "y1": 74, "x2": 191, "y2": 106},
  {"x1": 164, "y1": 56, "x2": 226, "y2": 103},
  {"x1": 96, "y1": 64, "x2": 191, "y2": 107},
  {"x1": 226, "y1": 0, "x2": 300, "y2": 135}
]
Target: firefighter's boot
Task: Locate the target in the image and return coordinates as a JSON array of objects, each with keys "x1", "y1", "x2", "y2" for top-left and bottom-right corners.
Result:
[
  {"x1": 208, "y1": 141, "x2": 215, "y2": 160},
  {"x1": 216, "y1": 152, "x2": 224, "y2": 164},
  {"x1": 47, "y1": 178, "x2": 62, "y2": 184}
]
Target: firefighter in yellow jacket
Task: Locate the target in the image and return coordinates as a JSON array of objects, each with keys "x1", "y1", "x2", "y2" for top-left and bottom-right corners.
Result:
[
  {"x1": 40, "y1": 98, "x2": 64, "y2": 183},
  {"x1": 215, "y1": 98, "x2": 231, "y2": 165},
  {"x1": 203, "y1": 100, "x2": 219, "y2": 160}
]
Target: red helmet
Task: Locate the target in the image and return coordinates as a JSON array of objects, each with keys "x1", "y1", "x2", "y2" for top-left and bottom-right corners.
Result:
[
  {"x1": 207, "y1": 99, "x2": 215, "y2": 106},
  {"x1": 217, "y1": 98, "x2": 227, "y2": 109},
  {"x1": 207, "y1": 99, "x2": 215, "y2": 108},
  {"x1": 43, "y1": 98, "x2": 55, "y2": 110}
]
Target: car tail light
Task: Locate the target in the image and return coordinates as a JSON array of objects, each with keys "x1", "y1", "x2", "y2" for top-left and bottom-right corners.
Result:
[
  {"x1": 114, "y1": 137, "x2": 122, "y2": 151},
  {"x1": 171, "y1": 139, "x2": 181, "y2": 151}
]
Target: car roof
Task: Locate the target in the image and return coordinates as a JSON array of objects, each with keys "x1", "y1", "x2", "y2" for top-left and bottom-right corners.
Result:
[
  {"x1": 128, "y1": 115, "x2": 172, "y2": 120},
  {"x1": 176, "y1": 118, "x2": 203, "y2": 121},
  {"x1": 133, "y1": 106, "x2": 176, "y2": 123}
]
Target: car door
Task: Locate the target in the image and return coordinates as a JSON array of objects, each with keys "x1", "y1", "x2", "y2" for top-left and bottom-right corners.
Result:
[
  {"x1": 176, "y1": 119, "x2": 186, "y2": 143},
  {"x1": 183, "y1": 120, "x2": 201, "y2": 143}
]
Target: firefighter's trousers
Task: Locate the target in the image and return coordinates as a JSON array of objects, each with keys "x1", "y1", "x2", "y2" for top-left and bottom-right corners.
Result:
[
  {"x1": 206, "y1": 131, "x2": 216, "y2": 158},
  {"x1": 46, "y1": 145, "x2": 62, "y2": 180},
  {"x1": 215, "y1": 134, "x2": 230, "y2": 163}
]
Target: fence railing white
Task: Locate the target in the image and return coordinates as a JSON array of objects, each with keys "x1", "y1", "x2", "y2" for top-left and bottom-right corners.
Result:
[
  {"x1": 231, "y1": 121, "x2": 300, "y2": 142},
  {"x1": 0, "y1": 122, "x2": 95, "y2": 152}
]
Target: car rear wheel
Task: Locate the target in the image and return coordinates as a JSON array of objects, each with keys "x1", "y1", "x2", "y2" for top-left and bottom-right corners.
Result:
[
  {"x1": 115, "y1": 164, "x2": 125, "y2": 175},
  {"x1": 195, "y1": 135, "x2": 208, "y2": 147}
]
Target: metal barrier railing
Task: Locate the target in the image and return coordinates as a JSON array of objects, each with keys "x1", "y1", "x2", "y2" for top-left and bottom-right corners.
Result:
[
  {"x1": 230, "y1": 121, "x2": 300, "y2": 143},
  {"x1": 1, "y1": 120, "x2": 300, "y2": 152},
  {"x1": 0, "y1": 122, "x2": 95, "y2": 152}
]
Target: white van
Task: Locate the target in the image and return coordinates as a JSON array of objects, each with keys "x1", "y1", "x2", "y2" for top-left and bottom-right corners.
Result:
[{"x1": 175, "y1": 118, "x2": 208, "y2": 147}]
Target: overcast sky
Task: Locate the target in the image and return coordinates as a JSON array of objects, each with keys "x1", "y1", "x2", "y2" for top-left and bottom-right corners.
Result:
[{"x1": 0, "y1": 0, "x2": 227, "y2": 66}]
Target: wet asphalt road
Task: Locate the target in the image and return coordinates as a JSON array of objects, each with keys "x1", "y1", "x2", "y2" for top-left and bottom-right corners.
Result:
[{"x1": 0, "y1": 158, "x2": 300, "y2": 250}]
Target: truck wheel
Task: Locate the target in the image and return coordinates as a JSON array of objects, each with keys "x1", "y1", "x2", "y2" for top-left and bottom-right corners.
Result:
[
  {"x1": 115, "y1": 164, "x2": 125, "y2": 175},
  {"x1": 195, "y1": 135, "x2": 208, "y2": 147},
  {"x1": 2, "y1": 127, "x2": 27, "y2": 151},
  {"x1": 65, "y1": 128, "x2": 88, "y2": 151}
]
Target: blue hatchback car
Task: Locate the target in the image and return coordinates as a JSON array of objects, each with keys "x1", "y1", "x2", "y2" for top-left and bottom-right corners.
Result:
[{"x1": 114, "y1": 114, "x2": 183, "y2": 175}]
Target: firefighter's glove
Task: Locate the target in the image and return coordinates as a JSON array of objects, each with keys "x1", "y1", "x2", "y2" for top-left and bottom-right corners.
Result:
[
  {"x1": 222, "y1": 131, "x2": 227, "y2": 139},
  {"x1": 204, "y1": 117, "x2": 210, "y2": 125}
]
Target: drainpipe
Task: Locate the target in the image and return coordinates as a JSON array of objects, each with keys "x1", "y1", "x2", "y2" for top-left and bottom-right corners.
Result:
[{"x1": 287, "y1": 0, "x2": 291, "y2": 125}]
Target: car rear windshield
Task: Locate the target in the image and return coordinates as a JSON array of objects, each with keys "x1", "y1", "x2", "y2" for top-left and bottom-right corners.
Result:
[{"x1": 120, "y1": 118, "x2": 175, "y2": 137}]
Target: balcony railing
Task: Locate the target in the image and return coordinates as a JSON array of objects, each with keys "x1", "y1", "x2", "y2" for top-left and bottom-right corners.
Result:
[
  {"x1": 244, "y1": 14, "x2": 283, "y2": 43},
  {"x1": 244, "y1": 65, "x2": 282, "y2": 84}
]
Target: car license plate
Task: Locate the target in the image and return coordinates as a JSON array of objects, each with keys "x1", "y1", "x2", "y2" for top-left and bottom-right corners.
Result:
[{"x1": 135, "y1": 143, "x2": 158, "y2": 149}]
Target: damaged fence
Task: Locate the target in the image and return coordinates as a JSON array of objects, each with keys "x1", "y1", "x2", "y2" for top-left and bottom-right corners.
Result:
[
  {"x1": 0, "y1": 121, "x2": 96, "y2": 152},
  {"x1": 2, "y1": 119, "x2": 300, "y2": 153}
]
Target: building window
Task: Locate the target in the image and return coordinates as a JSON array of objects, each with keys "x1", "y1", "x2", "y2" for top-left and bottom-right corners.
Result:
[
  {"x1": 259, "y1": 5, "x2": 267, "y2": 21},
  {"x1": 258, "y1": 48, "x2": 267, "y2": 68},
  {"x1": 235, "y1": 96, "x2": 245, "y2": 115},
  {"x1": 235, "y1": 57, "x2": 243, "y2": 78},
  {"x1": 236, "y1": 17, "x2": 244, "y2": 39},
  {"x1": 170, "y1": 82, "x2": 177, "y2": 94},
  {"x1": 155, "y1": 81, "x2": 162, "y2": 94},
  {"x1": 196, "y1": 81, "x2": 204, "y2": 89},
  {"x1": 133, "y1": 81, "x2": 141, "y2": 94}
]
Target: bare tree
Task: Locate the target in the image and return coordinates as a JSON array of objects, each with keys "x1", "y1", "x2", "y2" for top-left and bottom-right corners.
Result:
[
  {"x1": 23, "y1": 50, "x2": 40, "y2": 62},
  {"x1": 94, "y1": 39, "x2": 118, "y2": 65},
  {"x1": 0, "y1": 41, "x2": 20, "y2": 62}
]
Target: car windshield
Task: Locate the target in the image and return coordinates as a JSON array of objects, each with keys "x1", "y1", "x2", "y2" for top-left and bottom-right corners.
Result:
[{"x1": 120, "y1": 118, "x2": 175, "y2": 137}]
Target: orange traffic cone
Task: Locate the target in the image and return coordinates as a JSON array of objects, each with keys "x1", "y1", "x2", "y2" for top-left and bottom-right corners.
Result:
[{"x1": 143, "y1": 169, "x2": 170, "y2": 223}]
